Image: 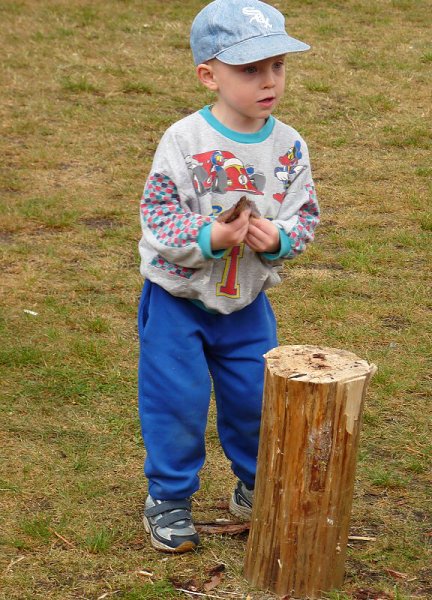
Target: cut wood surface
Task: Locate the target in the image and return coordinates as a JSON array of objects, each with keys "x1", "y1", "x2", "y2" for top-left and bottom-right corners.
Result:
[{"x1": 244, "y1": 345, "x2": 377, "y2": 599}]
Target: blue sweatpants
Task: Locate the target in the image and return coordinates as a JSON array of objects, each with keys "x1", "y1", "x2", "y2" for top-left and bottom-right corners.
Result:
[{"x1": 137, "y1": 280, "x2": 277, "y2": 500}]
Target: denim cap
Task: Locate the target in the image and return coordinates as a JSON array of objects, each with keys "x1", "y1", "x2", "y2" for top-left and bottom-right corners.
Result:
[{"x1": 190, "y1": 0, "x2": 310, "y2": 65}]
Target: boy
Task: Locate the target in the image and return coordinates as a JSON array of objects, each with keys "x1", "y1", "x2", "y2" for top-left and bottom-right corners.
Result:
[{"x1": 138, "y1": 0, "x2": 319, "y2": 553}]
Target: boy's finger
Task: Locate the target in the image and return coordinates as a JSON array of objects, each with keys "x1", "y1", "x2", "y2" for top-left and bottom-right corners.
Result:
[{"x1": 228, "y1": 209, "x2": 251, "y2": 229}]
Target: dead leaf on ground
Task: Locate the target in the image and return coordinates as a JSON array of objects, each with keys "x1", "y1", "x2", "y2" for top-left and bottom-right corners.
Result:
[
  {"x1": 170, "y1": 564, "x2": 225, "y2": 595},
  {"x1": 352, "y1": 587, "x2": 393, "y2": 600},
  {"x1": 170, "y1": 577, "x2": 200, "y2": 592},
  {"x1": 204, "y1": 563, "x2": 225, "y2": 592},
  {"x1": 206, "y1": 564, "x2": 225, "y2": 576}
]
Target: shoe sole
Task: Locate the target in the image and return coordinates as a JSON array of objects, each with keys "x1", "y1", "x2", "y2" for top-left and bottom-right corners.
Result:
[
  {"x1": 143, "y1": 515, "x2": 198, "y2": 553},
  {"x1": 229, "y1": 495, "x2": 252, "y2": 521}
]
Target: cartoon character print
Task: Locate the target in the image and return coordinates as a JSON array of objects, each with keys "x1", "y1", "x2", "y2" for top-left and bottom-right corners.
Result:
[
  {"x1": 273, "y1": 141, "x2": 306, "y2": 203},
  {"x1": 185, "y1": 150, "x2": 265, "y2": 196}
]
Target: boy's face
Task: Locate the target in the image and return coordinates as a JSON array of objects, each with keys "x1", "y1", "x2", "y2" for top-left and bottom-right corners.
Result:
[{"x1": 208, "y1": 55, "x2": 286, "y2": 132}]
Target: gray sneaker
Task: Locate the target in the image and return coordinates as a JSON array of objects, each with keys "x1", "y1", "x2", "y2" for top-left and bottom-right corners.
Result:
[
  {"x1": 229, "y1": 480, "x2": 254, "y2": 520},
  {"x1": 143, "y1": 496, "x2": 199, "y2": 553}
]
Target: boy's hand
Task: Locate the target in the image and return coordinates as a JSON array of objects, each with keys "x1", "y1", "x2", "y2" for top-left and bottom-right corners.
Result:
[
  {"x1": 211, "y1": 209, "x2": 251, "y2": 250},
  {"x1": 245, "y1": 217, "x2": 280, "y2": 253}
]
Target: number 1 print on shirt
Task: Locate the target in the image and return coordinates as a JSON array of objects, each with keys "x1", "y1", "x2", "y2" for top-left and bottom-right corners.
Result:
[{"x1": 216, "y1": 244, "x2": 244, "y2": 298}]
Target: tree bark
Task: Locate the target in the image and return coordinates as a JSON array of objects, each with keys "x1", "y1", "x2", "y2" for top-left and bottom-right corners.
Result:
[{"x1": 244, "y1": 345, "x2": 377, "y2": 598}]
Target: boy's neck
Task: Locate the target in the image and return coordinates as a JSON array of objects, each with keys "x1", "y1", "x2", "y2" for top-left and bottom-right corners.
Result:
[{"x1": 210, "y1": 103, "x2": 267, "y2": 134}]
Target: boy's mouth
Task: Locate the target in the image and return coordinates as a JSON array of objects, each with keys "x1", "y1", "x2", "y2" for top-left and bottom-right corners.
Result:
[{"x1": 258, "y1": 97, "x2": 276, "y2": 107}]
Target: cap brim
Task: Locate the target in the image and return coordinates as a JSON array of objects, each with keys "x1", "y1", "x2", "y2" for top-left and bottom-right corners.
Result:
[{"x1": 215, "y1": 33, "x2": 310, "y2": 65}]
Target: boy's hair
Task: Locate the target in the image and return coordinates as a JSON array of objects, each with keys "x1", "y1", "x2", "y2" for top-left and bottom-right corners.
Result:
[{"x1": 190, "y1": 0, "x2": 310, "y2": 66}]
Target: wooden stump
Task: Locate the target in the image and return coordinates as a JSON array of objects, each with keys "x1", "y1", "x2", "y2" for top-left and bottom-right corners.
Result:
[{"x1": 244, "y1": 345, "x2": 377, "y2": 599}]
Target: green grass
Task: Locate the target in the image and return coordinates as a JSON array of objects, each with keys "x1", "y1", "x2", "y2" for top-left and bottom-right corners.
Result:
[
  {"x1": 84, "y1": 527, "x2": 117, "y2": 554},
  {"x1": 118, "y1": 581, "x2": 178, "y2": 599},
  {"x1": 1, "y1": 0, "x2": 431, "y2": 599},
  {"x1": 121, "y1": 81, "x2": 154, "y2": 95},
  {"x1": 19, "y1": 516, "x2": 52, "y2": 543},
  {"x1": 60, "y1": 75, "x2": 101, "y2": 94},
  {"x1": 304, "y1": 80, "x2": 332, "y2": 93}
]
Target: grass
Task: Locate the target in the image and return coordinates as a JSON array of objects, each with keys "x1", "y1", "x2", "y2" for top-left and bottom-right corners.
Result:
[{"x1": 0, "y1": 0, "x2": 431, "y2": 599}]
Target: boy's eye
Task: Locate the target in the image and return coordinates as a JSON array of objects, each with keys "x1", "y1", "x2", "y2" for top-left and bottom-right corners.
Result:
[
  {"x1": 273, "y1": 61, "x2": 285, "y2": 70},
  {"x1": 243, "y1": 65, "x2": 257, "y2": 74}
]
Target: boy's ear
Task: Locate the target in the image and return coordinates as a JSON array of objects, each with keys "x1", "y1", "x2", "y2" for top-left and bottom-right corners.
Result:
[{"x1": 196, "y1": 62, "x2": 218, "y2": 91}]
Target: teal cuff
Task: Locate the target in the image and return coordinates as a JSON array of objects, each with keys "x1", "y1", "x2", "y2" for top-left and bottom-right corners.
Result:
[
  {"x1": 189, "y1": 299, "x2": 219, "y2": 313},
  {"x1": 198, "y1": 223, "x2": 226, "y2": 259},
  {"x1": 262, "y1": 228, "x2": 293, "y2": 260}
]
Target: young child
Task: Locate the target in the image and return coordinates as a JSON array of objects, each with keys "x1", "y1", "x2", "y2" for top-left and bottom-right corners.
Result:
[{"x1": 138, "y1": 0, "x2": 319, "y2": 553}]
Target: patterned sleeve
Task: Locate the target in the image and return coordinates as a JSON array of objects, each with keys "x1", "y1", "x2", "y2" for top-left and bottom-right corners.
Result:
[
  {"x1": 269, "y1": 135, "x2": 320, "y2": 261},
  {"x1": 140, "y1": 171, "x2": 213, "y2": 269},
  {"x1": 280, "y1": 182, "x2": 320, "y2": 259}
]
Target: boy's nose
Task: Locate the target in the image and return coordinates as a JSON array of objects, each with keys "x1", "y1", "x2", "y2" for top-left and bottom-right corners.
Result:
[{"x1": 262, "y1": 70, "x2": 276, "y2": 88}]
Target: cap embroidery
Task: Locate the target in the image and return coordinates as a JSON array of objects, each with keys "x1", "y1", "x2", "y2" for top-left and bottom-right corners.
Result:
[{"x1": 242, "y1": 7, "x2": 273, "y2": 29}]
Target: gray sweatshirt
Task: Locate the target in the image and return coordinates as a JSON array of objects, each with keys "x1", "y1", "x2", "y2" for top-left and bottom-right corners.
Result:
[{"x1": 139, "y1": 106, "x2": 319, "y2": 314}]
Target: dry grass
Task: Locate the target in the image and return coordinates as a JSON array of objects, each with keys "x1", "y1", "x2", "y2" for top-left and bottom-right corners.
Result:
[{"x1": 0, "y1": 0, "x2": 431, "y2": 599}]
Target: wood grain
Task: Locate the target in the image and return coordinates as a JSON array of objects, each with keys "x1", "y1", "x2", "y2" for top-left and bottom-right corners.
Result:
[{"x1": 244, "y1": 345, "x2": 377, "y2": 598}]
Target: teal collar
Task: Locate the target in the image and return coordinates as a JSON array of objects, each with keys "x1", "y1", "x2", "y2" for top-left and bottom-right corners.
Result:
[{"x1": 199, "y1": 105, "x2": 275, "y2": 144}]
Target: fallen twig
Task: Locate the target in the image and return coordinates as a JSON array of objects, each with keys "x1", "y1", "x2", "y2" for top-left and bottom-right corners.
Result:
[
  {"x1": 195, "y1": 522, "x2": 250, "y2": 535},
  {"x1": 404, "y1": 445, "x2": 425, "y2": 456},
  {"x1": 50, "y1": 528, "x2": 75, "y2": 548},
  {"x1": 5, "y1": 556, "x2": 26, "y2": 572},
  {"x1": 383, "y1": 568, "x2": 409, "y2": 580},
  {"x1": 97, "y1": 592, "x2": 120, "y2": 600},
  {"x1": 135, "y1": 569, "x2": 154, "y2": 578}
]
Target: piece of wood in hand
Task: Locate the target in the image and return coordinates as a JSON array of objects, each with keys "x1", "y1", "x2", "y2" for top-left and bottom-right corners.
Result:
[{"x1": 217, "y1": 195, "x2": 261, "y2": 223}]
